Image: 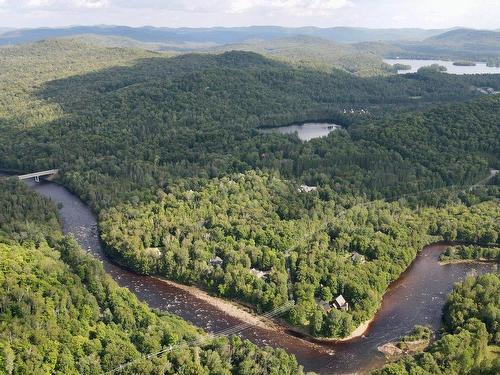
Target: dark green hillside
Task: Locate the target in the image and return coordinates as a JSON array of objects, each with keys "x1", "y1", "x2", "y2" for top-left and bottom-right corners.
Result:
[
  {"x1": 1, "y1": 40, "x2": 499, "y2": 210},
  {"x1": 428, "y1": 29, "x2": 500, "y2": 45},
  {"x1": 0, "y1": 178, "x2": 60, "y2": 244},
  {"x1": 213, "y1": 36, "x2": 393, "y2": 76}
]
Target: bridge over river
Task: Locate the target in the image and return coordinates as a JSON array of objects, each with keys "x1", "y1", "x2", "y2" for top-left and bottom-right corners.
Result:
[
  {"x1": 0, "y1": 169, "x2": 58, "y2": 182},
  {"x1": 17, "y1": 169, "x2": 58, "y2": 182}
]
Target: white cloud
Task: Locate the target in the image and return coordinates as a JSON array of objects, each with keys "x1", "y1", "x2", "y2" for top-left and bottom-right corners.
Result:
[
  {"x1": 75, "y1": 0, "x2": 109, "y2": 8},
  {"x1": 16, "y1": 0, "x2": 351, "y2": 16},
  {"x1": 2, "y1": 0, "x2": 109, "y2": 10},
  {"x1": 26, "y1": 0, "x2": 53, "y2": 8},
  {"x1": 228, "y1": 0, "x2": 352, "y2": 15}
]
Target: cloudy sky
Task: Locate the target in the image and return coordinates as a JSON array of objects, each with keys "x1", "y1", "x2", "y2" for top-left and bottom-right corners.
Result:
[{"x1": 0, "y1": 0, "x2": 499, "y2": 29}]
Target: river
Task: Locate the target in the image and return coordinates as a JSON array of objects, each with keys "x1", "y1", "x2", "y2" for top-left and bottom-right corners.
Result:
[{"x1": 12, "y1": 177, "x2": 497, "y2": 374}]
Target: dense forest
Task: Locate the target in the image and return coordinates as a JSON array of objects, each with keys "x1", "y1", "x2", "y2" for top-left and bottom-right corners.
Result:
[
  {"x1": 212, "y1": 36, "x2": 394, "y2": 76},
  {"x1": 0, "y1": 178, "x2": 309, "y2": 374},
  {"x1": 0, "y1": 179, "x2": 60, "y2": 244},
  {"x1": 99, "y1": 172, "x2": 499, "y2": 338},
  {"x1": 1, "y1": 40, "x2": 499, "y2": 212},
  {"x1": 372, "y1": 273, "x2": 500, "y2": 375},
  {"x1": 0, "y1": 40, "x2": 499, "y2": 339}
]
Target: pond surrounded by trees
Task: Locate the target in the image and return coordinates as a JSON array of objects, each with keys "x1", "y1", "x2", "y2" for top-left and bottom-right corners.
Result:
[
  {"x1": 18, "y1": 177, "x2": 496, "y2": 374},
  {"x1": 260, "y1": 122, "x2": 342, "y2": 141}
]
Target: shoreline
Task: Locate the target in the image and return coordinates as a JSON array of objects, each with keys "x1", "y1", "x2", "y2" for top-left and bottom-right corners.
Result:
[
  {"x1": 336, "y1": 320, "x2": 372, "y2": 341},
  {"x1": 439, "y1": 258, "x2": 499, "y2": 265},
  {"x1": 99, "y1": 239, "x2": 497, "y2": 346},
  {"x1": 151, "y1": 275, "x2": 373, "y2": 344},
  {"x1": 152, "y1": 276, "x2": 282, "y2": 332},
  {"x1": 285, "y1": 319, "x2": 373, "y2": 343}
]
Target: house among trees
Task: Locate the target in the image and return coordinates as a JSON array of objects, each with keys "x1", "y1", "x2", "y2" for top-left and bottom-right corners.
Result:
[
  {"x1": 333, "y1": 295, "x2": 349, "y2": 311},
  {"x1": 209, "y1": 256, "x2": 224, "y2": 267},
  {"x1": 298, "y1": 184, "x2": 317, "y2": 193},
  {"x1": 251, "y1": 268, "x2": 270, "y2": 280},
  {"x1": 351, "y1": 251, "x2": 366, "y2": 264},
  {"x1": 145, "y1": 247, "x2": 162, "y2": 258}
]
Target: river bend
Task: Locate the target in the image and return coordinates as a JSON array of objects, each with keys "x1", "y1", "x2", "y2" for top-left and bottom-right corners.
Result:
[{"x1": 20, "y1": 179, "x2": 497, "y2": 374}]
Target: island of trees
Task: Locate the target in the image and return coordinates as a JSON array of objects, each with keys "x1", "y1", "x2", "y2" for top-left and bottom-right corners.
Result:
[
  {"x1": 453, "y1": 61, "x2": 477, "y2": 66},
  {"x1": 391, "y1": 63, "x2": 412, "y2": 71}
]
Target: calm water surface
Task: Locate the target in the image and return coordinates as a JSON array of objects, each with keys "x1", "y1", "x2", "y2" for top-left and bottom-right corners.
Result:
[
  {"x1": 9, "y1": 176, "x2": 496, "y2": 374},
  {"x1": 384, "y1": 59, "x2": 500, "y2": 75},
  {"x1": 261, "y1": 122, "x2": 341, "y2": 141}
]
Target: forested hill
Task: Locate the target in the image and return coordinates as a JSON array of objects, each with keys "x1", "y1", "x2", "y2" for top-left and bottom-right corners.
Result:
[
  {"x1": 0, "y1": 178, "x2": 309, "y2": 374},
  {"x1": 212, "y1": 36, "x2": 393, "y2": 76},
  {"x1": 1, "y1": 40, "x2": 499, "y2": 210},
  {"x1": 427, "y1": 28, "x2": 500, "y2": 44},
  {"x1": 100, "y1": 171, "x2": 499, "y2": 338},
  {"x1": 361, "y1": 28, "x2": 500, "y2": 64}
]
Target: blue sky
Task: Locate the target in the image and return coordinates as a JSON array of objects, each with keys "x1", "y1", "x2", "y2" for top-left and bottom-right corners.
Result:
[{"x1": 0, "y1": 0, "x2": 499, "y2": 29}]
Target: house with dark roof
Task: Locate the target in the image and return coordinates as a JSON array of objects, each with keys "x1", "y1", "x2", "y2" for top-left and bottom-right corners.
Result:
[{"x1": 318, "y1": 300, "x2": 333, "y2": 313}]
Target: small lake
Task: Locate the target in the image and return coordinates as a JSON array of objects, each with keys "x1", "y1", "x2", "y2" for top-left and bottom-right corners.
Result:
[
  {"x1": 261, "y1": 122, "x2": 341, "y2": 141},
  {"x1": 384, "y1": 59, "x2": 500, "y2": 75}
]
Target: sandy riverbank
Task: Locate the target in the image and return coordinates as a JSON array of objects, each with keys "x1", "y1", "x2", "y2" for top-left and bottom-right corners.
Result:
[
  {"x1": 152, "y1": 276, "x2": 282, "y2": 331},
  {"x1": 286, "y1": 318, "x2": 373, "y2": 343},
  {"x1": 337, "y1": 320, "x2": 372, "y2": 341},
  {"x1": 152, "y1": 275, "x2": 372, "y2": 343}
]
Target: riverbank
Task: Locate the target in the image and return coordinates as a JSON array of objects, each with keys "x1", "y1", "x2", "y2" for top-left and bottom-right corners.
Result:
[
  {"x1": 282, "y1": 318, "x2": 373, "y2": 344},
  {"x1": 439, "y1": 258, "x2": 499, "y2": 265},
  {"x1": 152, "y1": 276, "x2": 282, "y2": 332},
  {"x1": 152, "y1": 275, "x2": 374, "y2": 344}
]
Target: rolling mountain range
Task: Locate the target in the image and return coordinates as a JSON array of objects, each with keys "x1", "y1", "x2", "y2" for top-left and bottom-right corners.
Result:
[
  {"x1": 362, "y1": 29, "x2": 500, "y2": 63},
  {"x1": 2, "y1": 26, "x2": 500, "y2": 74},
  {"x1": 0, "y1": 25, "x2": 452, "y2": 47}
]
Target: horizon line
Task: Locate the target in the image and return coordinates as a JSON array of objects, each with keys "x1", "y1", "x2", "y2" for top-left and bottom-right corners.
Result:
[{"x1": 4, "y1": 24, "x2": 498, "y2": 31}]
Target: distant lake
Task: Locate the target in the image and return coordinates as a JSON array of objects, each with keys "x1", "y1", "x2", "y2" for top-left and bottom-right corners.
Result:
[
  {"x1": 384, "y1": 59, "x2": 500, "y2": 75},
  {"x1": 261, "y1": 122, "x2": 341, "y2": 141}
]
